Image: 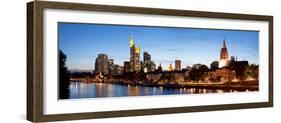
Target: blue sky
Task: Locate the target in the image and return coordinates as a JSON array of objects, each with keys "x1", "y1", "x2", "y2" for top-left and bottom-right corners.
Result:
[{"x1": 59, "y1": 22, "x2": 259, "y2": 71}]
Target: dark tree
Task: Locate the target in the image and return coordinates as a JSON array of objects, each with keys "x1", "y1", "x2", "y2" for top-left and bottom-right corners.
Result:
[
  {"x1": 160, "y1": 73, "x2": 175, "y2": 82},
  {"x1": 198, "y1": 65, "x2": 209, "y2": 72},
  {"x1": 189, "y1": 65, "x2": 209, "y2": 82},
  {"x1": 228, "y1": 61, "x2": 249, "y2": 80},
  {"x1": 189, "y1": 69, "x2": 200, "y2": 81},
  {"x1": 59, "y1": 50, "x2": 70, "y2": 99},
  {"x1": 244, "y1": 64, "x2": 259, "y2": 80}
]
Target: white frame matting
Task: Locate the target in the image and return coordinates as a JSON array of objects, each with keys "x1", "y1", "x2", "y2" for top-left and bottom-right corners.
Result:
[{"x1": 43, "y1": 8, "x2": 269, "y2": 115}]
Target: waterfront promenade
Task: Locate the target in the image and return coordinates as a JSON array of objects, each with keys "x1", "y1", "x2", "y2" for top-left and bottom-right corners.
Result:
[{"x1": 70, "y1": 77, "x2": 258, "y2": 91}]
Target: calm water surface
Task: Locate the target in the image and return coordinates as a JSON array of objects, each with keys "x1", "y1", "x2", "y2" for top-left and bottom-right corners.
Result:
[{"x1": 68, "y1": 82, "x2": 242, "y2": 99}]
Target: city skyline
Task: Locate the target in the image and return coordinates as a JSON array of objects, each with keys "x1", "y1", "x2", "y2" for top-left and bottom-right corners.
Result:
[{"x1": 59, "y1": 22, "x2": 259, "y2": 72}]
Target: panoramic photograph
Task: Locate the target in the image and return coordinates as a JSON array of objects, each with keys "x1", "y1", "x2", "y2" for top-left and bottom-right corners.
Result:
[{"x1": 58, "y1": 22, "x2": 259, "y2": 99}]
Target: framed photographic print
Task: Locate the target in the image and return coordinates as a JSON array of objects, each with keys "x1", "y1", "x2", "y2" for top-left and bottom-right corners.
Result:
[{"x1": 27, "y1": 0, "x2": 273, "y2": 122}]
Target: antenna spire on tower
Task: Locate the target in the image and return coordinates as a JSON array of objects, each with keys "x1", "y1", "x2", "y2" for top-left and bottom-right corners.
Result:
[
  {"x1": 223, "y1": 38, "x2": 227, "y2": 48},
  {"x1": 130, "y1": 34, "x2": 134, "y2": 47}
]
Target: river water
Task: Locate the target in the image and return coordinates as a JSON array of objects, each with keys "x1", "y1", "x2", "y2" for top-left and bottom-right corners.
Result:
[{"x1": 68, "y1": 82, "x2": 246, "y2": 99}]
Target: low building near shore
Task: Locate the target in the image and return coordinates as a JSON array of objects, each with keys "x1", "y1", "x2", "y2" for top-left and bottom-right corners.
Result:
[
  {"x1": 146, "y1": 73, "x2": 161, "y2": 82},
  {"x1": 206, "y1": 68, "x2": 236, "y2": 83},
  {"x1": 146, "y1": 70, "x2": 190, "y2": 83}
]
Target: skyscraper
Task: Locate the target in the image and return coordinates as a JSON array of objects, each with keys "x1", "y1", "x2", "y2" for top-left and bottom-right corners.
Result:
[
  {"x1": 168, "y1": 64, "x2": 173, "y2": 71},
  {"x1": 124, "y1": 61, "x2": 130, "y2": 73},
  {"x1": 219, "y1": 39, "x2": 229, "y2": 68},
  {"x1": 150, "y1": 62, "x2": 156, "y2": 72},
  {"x1": 175, "y1": 60, "x2": 181, "y2": 71},
  {"x1": 157, "y1": 63, "x2": 163, "y2": 72},
  {"x1": 129, "y1": 35, "x2": 141, "y2": 72},
  {"x1": 108, "y1": 59, "x2": 114, "y2": 74},
  {"x1": 112, "y1": 65, "x2": 123, "y2": 75},
  {"x1": 95, "y1": 54, "x2": 109, "y2": 74},
  {"x1": 143, "y1": 51, "x2": 151, "y2": 63},
  {"x1": 142, "y1": 51, "x2": 156, "y2": 72}
]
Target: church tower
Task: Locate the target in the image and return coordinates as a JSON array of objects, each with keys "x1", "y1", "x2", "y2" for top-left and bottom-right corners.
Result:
[{"x1": 219, "y1": 39, "x2": 229, "y2": 68}]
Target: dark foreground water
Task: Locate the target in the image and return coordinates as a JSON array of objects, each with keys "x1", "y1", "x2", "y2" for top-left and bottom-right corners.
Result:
[{"x1": 68, "y1": 82, "x2": 246, "y2": 99}]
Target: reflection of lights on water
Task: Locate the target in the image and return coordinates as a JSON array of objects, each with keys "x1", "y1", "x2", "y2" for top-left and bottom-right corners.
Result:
[
  {"x1": 128, "y1": 85, "x2": 140, "y2": 96},
  {"x1": 203, "y1": 89, "x2": 207, "y2": 94},
  {"x1": 229, "y1": 89, "x2": 238, "y2": 93},
  {"x1": 187, "y1": 88, "x2": 195, "y2": 94},
  {"x1": 217, "y1": 90, "x2": 224, "y2": 93},
  {"x1": 69, "y1": 82, "x2": 252, "y2": 98},
  {"x1": 144, "y1": 87, "x2": 150, "y2": 95},
  {"x1": 153, "y1": 87, "x2": 156, "y2": 94},
  {"x1": 108, "y1": 84, "x2": 113, "y2": 90},
  {"x1": 98, "y1": 83, "x2": 103, "y2": 87},
  {"x1": 135, "y1": 85, "x2": 139, "y2": 89},
  {"x1": 160, "y1": 86, "x2": 163, "y2": 91},
  {"x1": 180, "y1": 88, "x2": 187, "y2": 93},
  {"x1": 107, "y1": 84, "x2": 114, "y2": 97}
]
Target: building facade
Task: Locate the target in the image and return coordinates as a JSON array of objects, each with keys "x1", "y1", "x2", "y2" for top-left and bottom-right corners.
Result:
[
  {"x1": 129, "y1": 35, "x2": 141, "y2": 72},
  {"x1": 95, "y1": 54, "x2": 109, "y2": 74},
  {"x1": 108, "y1": 59, "x2": 114, "y2": 74},
  {"x1": 219, "y1": 39, "x2": 229, "y2": 68},
  {"x1": 112, "y1": 65, "x2": 124, "y2": 75},
  {"x1": 124, "y1": 61, "x2": 131, "y2": 73},
  {"x1": 168, "y1": 64, "x2": 173, "y2": 71},
  {"x1": 175, "y1": 60, "x2": 181, "y2": 71},
  {"x1": 141, "y1": 51, "x2": 156, "y2": 72},
  {"x1": 206, "y1": 68, "x2": 236, "y2": 83},
  {"x1": 143, "y1": 51, "x2": 151, "y2": 63}
]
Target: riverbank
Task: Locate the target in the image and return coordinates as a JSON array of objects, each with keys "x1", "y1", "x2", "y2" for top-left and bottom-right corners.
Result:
[
  {"x1": 70, "y1": 78, "x2": 258, "y2": 91},
  {"x1": 109, "y1": 82, "x2": 258, "y2": 91}
]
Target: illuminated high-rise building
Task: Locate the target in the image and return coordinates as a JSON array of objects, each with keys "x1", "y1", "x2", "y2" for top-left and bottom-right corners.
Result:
[
  {"x1": 168, "y1": 64, "x2": 173, "y2": 71},
  {"x1": 129, "y1": 35, "x2": 141, "y2": 72},
  {"x1": 112, "y1": 65, "x2": 123, "y2": 75},
  {"x1": 219, "y1": 39, "x2": 229, "y2": 68},
  {"x1": 175, "y1": 60, "x2": 181, "y2": 71},
  {"x1": 143, "y1": 52, "x2": 151, "y2": 63},
  {"x1": 141, "y1": 51, "x2": 156, "y2": 72},
  {"x1": 95, "y1": 54, "x2": 109, "y2": 74},
  {"x1": 124, "y1": 61, "x2": 130, "y2": 73},
  {"x1": 150, "y1": 62, "x2": 156, "y2": 72},
  {"x1": 108, "y1": 59, "x2": 114, "y2": 74}
]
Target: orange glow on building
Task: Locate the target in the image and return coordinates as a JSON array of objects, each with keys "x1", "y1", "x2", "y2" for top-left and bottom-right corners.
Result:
[{"x1": 219, "y1": 39, "x2": 229, "y2": 68}]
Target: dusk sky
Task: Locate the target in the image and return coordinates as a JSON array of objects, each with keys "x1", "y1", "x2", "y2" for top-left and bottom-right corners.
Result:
[{"x1": 58, "y1": 22, "x2": 259, "y2": 71}]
